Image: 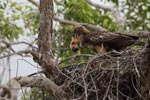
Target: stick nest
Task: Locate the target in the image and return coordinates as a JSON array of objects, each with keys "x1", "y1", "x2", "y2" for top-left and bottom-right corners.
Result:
[{"x1": 60, "y1": 49, "x2": 146, "y2": 100}]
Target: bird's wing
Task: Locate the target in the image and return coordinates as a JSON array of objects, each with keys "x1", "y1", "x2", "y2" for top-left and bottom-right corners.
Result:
[
  {"x1": 84, "y1": 31, "x2": 120, "y2": 43},
  {"x1": 84, "y1": 31, "x2": 138, "y2": 50}
]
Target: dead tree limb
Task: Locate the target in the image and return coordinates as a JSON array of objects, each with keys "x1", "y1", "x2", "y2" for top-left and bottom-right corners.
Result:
[
  {"x1": 0, "y1": 76, "x2": 68, "y2": 100},
  {"x1": 15, "y1": 76, "x2": 67, "y2": 100},
  {"x1": 54, "y1": 16, "x2": 107, "y2": 31},
  {"x1": 0, "y1": 79, "x2": 20, "y2": 100}
]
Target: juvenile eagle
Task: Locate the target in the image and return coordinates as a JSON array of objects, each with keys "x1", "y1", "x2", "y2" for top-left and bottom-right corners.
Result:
[{"x1": 70, "y1": 25, "x2": 138, "y2": 53}]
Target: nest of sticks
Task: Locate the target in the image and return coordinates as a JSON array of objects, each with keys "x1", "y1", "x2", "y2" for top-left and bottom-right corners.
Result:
[{"x1": 59, "y1": 48, "x2": 146, "y2": 100}]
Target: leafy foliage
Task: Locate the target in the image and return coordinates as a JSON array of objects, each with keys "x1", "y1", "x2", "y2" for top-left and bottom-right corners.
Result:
[
  {"x1": 0, "y1": 1, "x2": 23, "y2": 41},
  {"x1": 123, "y1": 0, "x2": 150, "y2": 31},
  {"x1": 101, "y1": 0, "x2": 150, "y2": 31},
  {"x1": 0, "y1": 1, "x2": 39, "y2": 41}
]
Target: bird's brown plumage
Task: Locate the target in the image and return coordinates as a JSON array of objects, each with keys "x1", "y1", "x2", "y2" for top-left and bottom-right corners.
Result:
[{"x1": 70, "y1": 25, "x2": 138, "y2": 53}]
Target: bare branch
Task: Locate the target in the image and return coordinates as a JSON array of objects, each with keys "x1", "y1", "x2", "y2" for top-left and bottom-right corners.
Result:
[
  {"x1": 0, "y1": 76, "x2": 67, "y2": 100},
  {"x1": 54, "y1": 16, "x2": 107, "y2": 31},
  {"x1": 15, "y1": 76, "x2": 67, "y2": 100},
  {"x1": 0, "y1": 40, "x2": 37, "y2": 50},
  {"x1": 59, "y1": 54, "x2": 94, "y2": 64},
  {"x1": 0, "y1": 50, "x2": 31, "y2": 59},
  {"x1": 0, "y1": 86, "x2": 11, "y2": 99},
  {"x1": 30, "y1": 49, "x2": 60, "y2": 77},
  {"x1": 0, "y1": 79, "x2": 21, "y2": 100},
  {"x1": 27, "y1": 0, "x2": 39, "y2": 8},
  {"x1": 0, "y1": 66, "x2": 7, "y2": 84},
  {"x1": 86, "y1": 0, "x2": 126, "y2": 31}
]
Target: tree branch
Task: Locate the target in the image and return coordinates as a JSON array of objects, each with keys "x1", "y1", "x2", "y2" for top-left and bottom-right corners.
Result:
[
  {"x1": 0, "y1": 76, "x2": 67, "y2": 100},
  {"x1": 30, "y1": 49, "x2": 60, "y2": 76},
  {"x1": 54, "y1": 16, "x2": 107, "y2": 31},
  {"x1": 15, "y1": 76, "x2": 67, "y2": 100},
  {"x1": 0, "y1": 50, "x2": 31, "y2": 59},
  {"x1": 0, "y1": 79, "x2": 21, "y2": 100},
  {"x1": 27, "y1": 0, "x2": 39, "y2": 8}
]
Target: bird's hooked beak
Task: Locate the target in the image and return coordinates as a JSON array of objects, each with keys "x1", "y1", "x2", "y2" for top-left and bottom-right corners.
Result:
[{"x1": 72, "y1": 47, "x2": 79, "y2": 52}]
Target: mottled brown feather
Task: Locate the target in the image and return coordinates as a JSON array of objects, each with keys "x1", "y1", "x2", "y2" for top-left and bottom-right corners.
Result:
[{"x1": 70, "y1": 25, "x2": 138, "y2": 53}]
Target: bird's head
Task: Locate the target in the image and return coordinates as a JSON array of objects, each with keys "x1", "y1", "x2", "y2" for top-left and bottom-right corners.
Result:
[
  {"x1": 70, "y1": 36, "x2": 80, "y2": 52},
  {"x1": 70, "y1": 25, "x2": 89, "y2": 52}
]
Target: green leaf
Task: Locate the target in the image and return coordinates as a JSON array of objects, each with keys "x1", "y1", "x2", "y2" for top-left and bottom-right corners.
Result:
[{"x1": 11, "y1": 2, "x2": 17, "y2": 7}]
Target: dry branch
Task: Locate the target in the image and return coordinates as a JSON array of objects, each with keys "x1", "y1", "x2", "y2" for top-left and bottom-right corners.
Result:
[
  {"x1": 27, "y1": 0, "x2": 39, "y2": 8},
  {"x1": 15, "y1": 76, "x2": 67, "y2": 100},
  {"x1": 0, "y1": 50, "x2": 31, "y2": 59},
  {"x1": 54, "y1": 16, "x2": 107, "y2": 31},
  {"x1": 30, "y1": 49, "x2": 60, "y2": 76},
  {"x1": 0, "y1": 76, "x2": 68, "y2": 100},
  {"x1": 0, "y1": 79, "x2": 21, "y2": 100},
  {"x1": 58, "y1": 49, "x2": 144, "y2": 100}
]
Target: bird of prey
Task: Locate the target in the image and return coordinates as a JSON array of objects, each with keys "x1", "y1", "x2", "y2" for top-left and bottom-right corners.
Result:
[{"x1": 70, "y1": 25, "x2": 138, "y2": 54}]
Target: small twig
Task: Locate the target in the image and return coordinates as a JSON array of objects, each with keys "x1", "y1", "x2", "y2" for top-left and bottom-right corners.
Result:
[
  {"x1": 54, "y1": 16, "x2": 107, "y2": 31},
  {"x1": 0, "y1": 50, "x2": 31, "y2": 59},
  {"x1": 132, "y1": 57, "x2": 140, "y2": 77},
  {"x1": 82, "y1": 74, "x2": 88, "y2": 100},
  {"x1": 90, "y1": 74, "x2": 99, "y2": 100},
  {"x1": 116, "y1": 57, "x2": 120, "y2": 100},
  {"x1": 59, "y1": 54, "x2": 93, "y2": 64},
  {"x1": 131, "y1": 75, "x2": 146, "y2": 100},
  {"x1": 0, "y1": 40, "x2": 37, "y2": 49},
  {"x1": 27, "y1": 0, "x2": 39, "y2": 8},
  {"x1": 102, "y1": 70, "x2": 114, "y2": 100},
  {"x1": 27, "y1": 71, "x2": 45, "y2": 77}
]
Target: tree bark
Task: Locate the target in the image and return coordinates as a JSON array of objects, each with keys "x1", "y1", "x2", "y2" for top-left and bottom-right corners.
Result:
[
  {"x1": 38, "y1": 0, "x2": 53, "y2": 53},
  {"x1": 32, "y1": 0, "x2": 60, "y2": 76}
]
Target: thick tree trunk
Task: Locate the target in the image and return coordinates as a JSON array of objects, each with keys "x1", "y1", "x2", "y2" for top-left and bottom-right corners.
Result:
[
  {"x1": 35, "y1": 0, "x2": 59, "y2": 76},
  {"x1": 38, "y1": 0, "x2": 53, "y2": 53}
]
